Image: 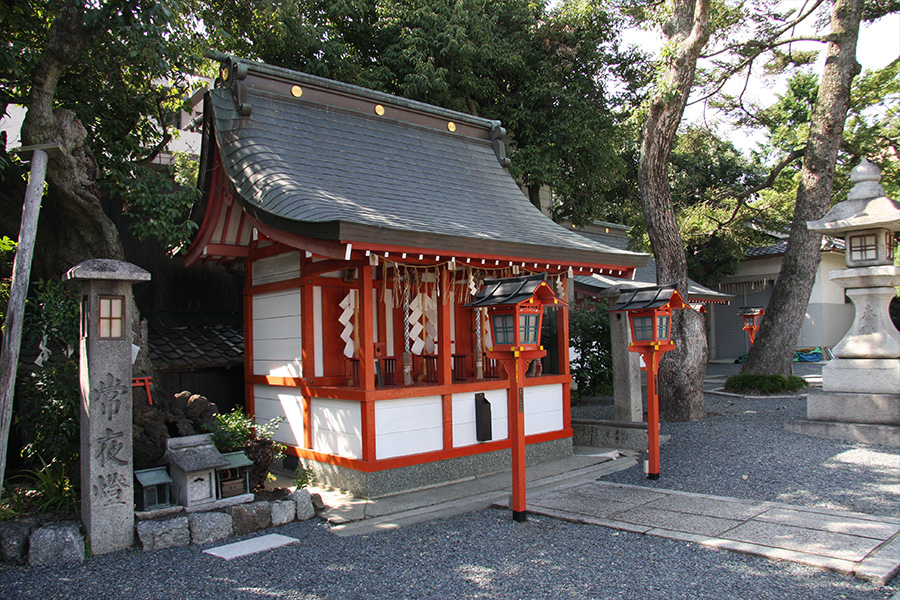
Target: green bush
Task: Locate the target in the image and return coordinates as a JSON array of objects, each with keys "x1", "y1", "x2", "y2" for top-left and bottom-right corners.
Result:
[
  {"x1": 724, "y1": 373, "x2": 809, "y2": 395},
  {"x1": 569, "y1": 298, "x2": 613, "y2": 399},
  {"x1": 15, "y1": 279, "x2": 81, "y2": 469},
  {"x1": 292, "y1": 465, "x2": 316, "y2": 490}
]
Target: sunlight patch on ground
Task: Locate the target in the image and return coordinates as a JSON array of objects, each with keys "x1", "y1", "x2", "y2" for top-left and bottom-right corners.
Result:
[
  {"x1": 826, "y1": 448, "x2": 899, "y2": 470},
  {"x1": 455, "y1": 564, "x2": 497, "y2": 587}
]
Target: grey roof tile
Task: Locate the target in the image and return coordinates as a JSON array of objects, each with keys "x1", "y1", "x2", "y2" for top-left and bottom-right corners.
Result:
[{"x1": 204, "y1": 67, "x2": 648, "y2": 269}]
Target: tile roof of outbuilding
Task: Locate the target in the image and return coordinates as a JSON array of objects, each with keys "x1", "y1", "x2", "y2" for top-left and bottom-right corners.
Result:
[{"x1": 196, "y1": 56, "x2": 648, "y2": 270}]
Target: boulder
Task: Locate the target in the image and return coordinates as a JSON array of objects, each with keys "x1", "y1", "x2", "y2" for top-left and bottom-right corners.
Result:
[
  {"x1": 136, "y1": 516, "x2": 190, "y2": 552},
  {"x1": 0, "y1": 520, "x2": 33, "y2": 563},
  {"x1": 290, "y1": 489, "x2": 316, "y2": 521},
  {"x1": 270, "y1": 500, "x2": 296, "y2": 527},
  {"x1": 228, "y1": 502, "x2": 271, "y2": 536},
  {"x1": 28, "y1": 522, "x2": 84, "y2": 566},
  {"x1": 188, "y1": 512, "x2": 233, "y2": 545}
]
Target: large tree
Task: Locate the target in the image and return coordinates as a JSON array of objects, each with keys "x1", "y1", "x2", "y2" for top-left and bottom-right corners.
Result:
[
  {"x1": 741, "y1": 0, "x2": 863, "y2": 376},
  {"x1": 635, "y1": 0, "x2": 712, "y2": 421},
  {"x1": 0, "y1": 0, "x2": 204, "y2": 280}
]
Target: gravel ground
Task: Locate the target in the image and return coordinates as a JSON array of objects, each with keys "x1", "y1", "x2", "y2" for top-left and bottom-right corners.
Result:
[
  {"x1": 586, "y1": 362, "x2": 900, "y2": 518},
  {"x1": 1, "y1": 362, "x2": 897, "y2": 600},
  {"x1": 0, "y1": 510, "x2": 896, "y2": 600}
]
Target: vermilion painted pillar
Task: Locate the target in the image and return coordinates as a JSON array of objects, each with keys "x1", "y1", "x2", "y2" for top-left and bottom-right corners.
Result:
[{"x1": 493, "y1": 349, "x2": 544, "y2": 522}]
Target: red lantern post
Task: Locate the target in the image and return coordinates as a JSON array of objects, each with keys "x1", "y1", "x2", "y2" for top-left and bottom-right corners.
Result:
[
  {"x1": 610, "y1": 285, "x2": 687, "y2": 480},
  {"x1": 465, "y1": 274, "x2": 566, "y2": 521},
  {"x1": 739, "y1": 307, "x2": 765, "y2": 346}
]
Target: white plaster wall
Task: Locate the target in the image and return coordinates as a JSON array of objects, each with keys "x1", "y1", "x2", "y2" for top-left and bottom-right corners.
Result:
[
  {"x1": 311, "y1": 398, "x2": 362, "y2": 459},
  {"x1": 451, "y1": 389, "x2": 509, "y2": 447},
  {"x1": 524, "y1": 384, "x2": 564, "y2": 436},
  {"x1": 253, "y1": 385, "x2": 305, "y2": 448},
  {"x1": 252, "y1": 290, "x2": 302, "y2": 377},
  {"x1": 252, "y1": 252, "x2": 301, "y2": 285},
  {"x1": 374, "y1": 396, "x2": 443, "y2": 459},
  {"x1": 313, "y1": 286, "x2": 324, "y2": 377}
]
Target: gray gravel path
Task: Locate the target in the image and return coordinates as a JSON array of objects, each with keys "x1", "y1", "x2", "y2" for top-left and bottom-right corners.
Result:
[
  {"x1": 0, "y1": 510, "x2": 896, "y2": 600},
  {"x1": 582, "y1": 362, "x2": 899, "y2": 518},
  {"x1": 1, "y1": 362, "x2": 897, "y2": 599}
]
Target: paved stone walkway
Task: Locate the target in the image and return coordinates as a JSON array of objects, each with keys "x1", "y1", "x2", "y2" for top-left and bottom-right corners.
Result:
[
  {"x1": 527, "y1": 479, "x2": 900, "y2": 585},
  {"x1": 321, "y1": 449, "x2": 900, "y2": 586}
]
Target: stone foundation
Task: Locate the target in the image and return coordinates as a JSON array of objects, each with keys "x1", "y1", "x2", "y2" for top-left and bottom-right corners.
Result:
[
  {"x1": 0, "y1": 490, "x2": 318, "y2": 566},
  {"x1": 294, "y1": 437, "x2": 573, "y2": 498}
]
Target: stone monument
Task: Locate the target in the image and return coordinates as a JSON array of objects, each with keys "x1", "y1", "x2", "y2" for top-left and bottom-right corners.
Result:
[
  {"x1": 65, "y1": 259, "x2": 151, "y2": 554},
  {"x1": 787, "y1": 158, "x2": 900, "y2": 446}
]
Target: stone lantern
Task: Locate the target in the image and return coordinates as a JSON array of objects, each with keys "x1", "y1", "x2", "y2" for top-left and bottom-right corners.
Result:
[{"x1": 792, "y1": 158, "x2": 900, "y2": 446}]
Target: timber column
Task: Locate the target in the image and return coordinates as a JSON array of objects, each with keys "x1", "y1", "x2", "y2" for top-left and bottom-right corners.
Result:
[{"x1": 65, "y1": 259, "x2": 150, "y2": 555}]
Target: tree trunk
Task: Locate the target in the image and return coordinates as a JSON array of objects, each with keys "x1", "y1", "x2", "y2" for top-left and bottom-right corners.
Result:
[
  {"x1": 741, "y1": 0, "x2": 862, "y2": 377},
  {"x1": 637, "y1": 0, "x2": 711, "y2": 421}
]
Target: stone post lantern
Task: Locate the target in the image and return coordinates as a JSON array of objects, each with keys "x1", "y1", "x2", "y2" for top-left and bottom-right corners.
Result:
[
  {"x1": 65, "y1": 259, "x2": 151, "y2": 554},
  {"x1": 790, "y1": 159, "x2": 900, "y2": 446}
]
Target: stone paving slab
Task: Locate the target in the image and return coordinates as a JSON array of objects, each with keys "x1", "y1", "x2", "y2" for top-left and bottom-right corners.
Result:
[
  {"x1": 203, "y1": 533, "x2": 299, "y2": 560},
  {"x1": 723, "y1": 520, "x2": 885, "y2": 562},
  {"x1": 612, "y1": 505, "x2": 744, "y2": 537},
  {"x1": 643, "y1": 493, "x2": 768, "y2": 521},
  {"x1": 754, "y1": 507, "x2": 900, "y2": 539},
  {"x1": 528, "y1": 481, "x2": 900, "y2": 585}
]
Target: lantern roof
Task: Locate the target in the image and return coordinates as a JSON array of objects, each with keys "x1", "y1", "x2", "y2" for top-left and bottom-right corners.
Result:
[
  {"x1": 609, "y1": 284, "x2": 687, "y2": 312},
  {"x1": 807, "y1": 158, "x2": 900, "y2": 235},
  {"x1": 737, "y1": 306, "x2": 764, "y2": 316},
  {"x1": 464, "y1": 274, "x2": 564, "y2": 308}
]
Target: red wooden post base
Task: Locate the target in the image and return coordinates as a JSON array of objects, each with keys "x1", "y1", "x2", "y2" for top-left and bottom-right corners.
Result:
[
  {"x1": 489, "y1": 349, "x2": 546, "y2": 522},
  {"x1": 630, "y1": 346, "x2": 672, "y2": 480}
]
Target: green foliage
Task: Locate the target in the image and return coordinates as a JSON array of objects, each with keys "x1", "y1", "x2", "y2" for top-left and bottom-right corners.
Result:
[
  {"x1": 292, "y1": 465, "x2": 316, "y2": 490},
  {"x1": 724, "y1": 373, "x2": 808, "y2": 395},
  {"x1": 207, "y1": 407, "x2": 285, "y2": 457},
  {"x1": 15, "y1": 280, "x2": 81, "y2": 468},
  {"x1": 0, "y1": 0, "x2": 209, "y2": 253},
  {"x1": 16, "y1": 360, "x2": 81, "y2": 466},
  {"x1": 0, "y1": 236, "x2": 15, "y2": 326},
  {"x1": 1, "y1": 460, "x2": 78, "y2": 519},
  {"x1": 569, "y1": 298, "x2": 613, "y2": 398}
]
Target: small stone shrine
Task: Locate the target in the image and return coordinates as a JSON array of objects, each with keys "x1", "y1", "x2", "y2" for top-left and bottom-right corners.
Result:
[
  {"x1": 166, "y1": 434, "x2": 231, "y2": 509},
  {"x1": 789, "y1": 158, "x2": 900, "y2": 446}
]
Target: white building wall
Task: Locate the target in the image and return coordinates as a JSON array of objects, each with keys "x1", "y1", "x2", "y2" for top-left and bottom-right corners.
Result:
[
  {"x1": 253, "y1": 385, "x2": 305, "y2": 448},
  {"x1": 374, "y1": 396, "x2": 443, "y2": 459},
  {"x1": 524, "y1": 384, "x2": 564, "y2": 435},
  {"x1": 251, "y1": 290, "x2": 302, "y2": 377},
  {"x1": 311, "y1": 398, "x2": 362, "y2": 459},
  {"x1": 452, "y1": 389, "x2": 509, "y2": 447}
]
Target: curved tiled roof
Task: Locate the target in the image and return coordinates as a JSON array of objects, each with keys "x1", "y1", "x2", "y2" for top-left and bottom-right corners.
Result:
[{"x1": 199, "y1": 57, "x2": 647, "y2": 270}]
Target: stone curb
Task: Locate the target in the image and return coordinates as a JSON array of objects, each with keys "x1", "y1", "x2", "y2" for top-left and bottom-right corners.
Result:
[{"x1": 0, "y1": 490, "x2": 319, "y2": 566}]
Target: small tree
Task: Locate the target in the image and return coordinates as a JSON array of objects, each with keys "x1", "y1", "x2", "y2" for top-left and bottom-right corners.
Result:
[{"x1": 569, "y1": 298, "x2": 614, "y2": 399}]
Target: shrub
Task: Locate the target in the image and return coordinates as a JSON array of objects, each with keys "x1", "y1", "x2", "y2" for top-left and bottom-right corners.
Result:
[
  {"x1": 292, "y1": 465, "x2": 316, "y2": 490},
  {"x1": 724, "y1": 373, "x2": 809, "y2": 395},
  {"x1": 15, "y1": 279, "x2": 81, "y2": 469},
  {"x1": 206, "y1": 407, "x2": 285, "y2": 490},
  {"x1": 569, "y1": 298, "x2": 613, "y2": 399}
]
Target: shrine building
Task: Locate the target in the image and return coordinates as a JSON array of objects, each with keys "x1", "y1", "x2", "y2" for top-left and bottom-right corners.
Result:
[{"x1": 184, "y1": 54, "x2": 649, "y2": 496}]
